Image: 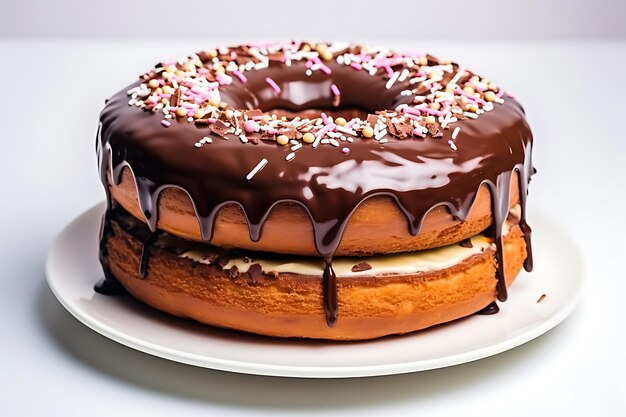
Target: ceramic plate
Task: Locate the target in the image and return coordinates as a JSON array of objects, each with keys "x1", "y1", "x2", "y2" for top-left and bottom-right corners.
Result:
[{"x1": 46, "y1": 203, "x2": 583, "y2": 378}]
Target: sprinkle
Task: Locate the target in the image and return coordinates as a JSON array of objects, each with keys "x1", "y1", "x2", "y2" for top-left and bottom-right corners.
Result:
[
  {"x1": 239, "y1": 134, "x2": 248, "y2": 143},
  {"x1": 341, "y1": 147, "x2": 350, "y2": 154},
  {"x1": 386, "y1": 71, "x2": 400, "y2": 89},
  {"x1": 412, "y1": 128, "x2": 425, "y2": 137},
  {"x1": 398, "y1": 68, "x2": 410, "y2": 82},
  {"x1": 245, "y1": 158, "x2": 268, "y2": 180},
  {"x1": 291, "y1": 143, "x2": 303, "y2": 151},
  {"x1": 244, "y1": 120, "x2": 258, "y2": 133},
  {"x1": 448, "y1": 140, "x2": 457, "y2": 151},
  {"x1": 265, "y1": 77, "x2": 281, "y2": 94},
  {"x1": 232, "y1": 70, "x2": 247, "y2": 83},
  {"x1": 451, "y1": 126, "x2": 461, "y2": 139},
  {"x1": 331, "y1": 84, "x2": 340, "y2": 96},
  {"x1": 329, "y1": 138, "x2": 340, "y2": 147},
  {"x1": 161, "y1": 120, "x2": 171, "y2": 127},
  {"x1": 285, "y1": 152, "x2": 296, "y2": 161}
]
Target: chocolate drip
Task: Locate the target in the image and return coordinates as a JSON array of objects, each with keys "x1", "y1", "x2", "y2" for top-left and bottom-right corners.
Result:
[
  {"x1": 486, "y1": 171, "x2": 513, "y2": 302},
  {"x1": 476, "y1": 302, "x2": 500, "y2": 315},
  {"x1": 96, "y1": 59, "x2": 535, "y2": 324},
  {"x1": 323, "y1": 258, "x2": 338, "y2": 326},
  {"x1": 139, "y1": 230, "x2": 162, "y2": 279}
]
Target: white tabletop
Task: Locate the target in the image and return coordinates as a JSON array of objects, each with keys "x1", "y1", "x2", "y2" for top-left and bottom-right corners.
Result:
[{"x1": 1, "y1": 40, "x2": 624, "y2": 416}]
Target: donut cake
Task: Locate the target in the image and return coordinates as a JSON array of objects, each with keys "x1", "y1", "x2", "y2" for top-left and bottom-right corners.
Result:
[{"x1": 96, "y1": 42, "x2": 534, "y2": 340}]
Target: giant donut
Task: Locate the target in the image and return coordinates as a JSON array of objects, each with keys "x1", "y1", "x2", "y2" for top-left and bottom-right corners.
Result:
[{"x1": 97, "y1": 42, "x2": 535, "y2": 339}]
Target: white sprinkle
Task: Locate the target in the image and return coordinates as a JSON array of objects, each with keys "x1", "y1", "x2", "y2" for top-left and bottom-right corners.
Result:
[
  {"x1": 239, "y1": 134, "x2": 248, "y2": 143},
  {"x1": 245, "y1": 158, "x2": 268, "y2": 180},
  {"x1": 464, "y1": 112, "x2": 478, "y2": 119},
  {"x1": 336, "y1": 126, "x2": 357, "y2": 136},
  {"x1": 375, "y1": 129, "x2": 387, "y2": 140},
  {"x1": 194, "y1": 142, "x2": 202, "y2": 148},
  {"x1": 452, "y1": 127, "x2": 461, "y2": 139},
  {"x1": 386, "y1": 71, "x2": 400, "y2": 89},
  {"x1": 440, "y1": 113, "x2": 452, "y2": 129},
  {"x1": 448, "y1": 69, "x2": 465, "y2": 87},
  {"x1": 291, "y1": 143, "x2": 303, "y2": 152},
  {"x1": 448, "y1": 140, "x2": 457, "y2": 151},
  {"x1": 285, "y1": 152, "x2": 295, "y2": 161},
  {"x1": 329, "y1": 138, "x2": 340, "y2": 147},
  {"x1": 379, "y1": 138, "x2": 389, "y2": 144}
]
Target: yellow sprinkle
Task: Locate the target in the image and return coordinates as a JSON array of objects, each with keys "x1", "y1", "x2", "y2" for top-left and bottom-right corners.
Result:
[
  {"x1": 148, "y1": 79, "x2": 160, "y2": 89},
  {"x1": 484, "y1": 91, "x2": 496, "y2": 102},
  {"x1": 175, "y1": 107, "x2": 188, "y2": 117},
  {"x1": 276, "y1": 135, "x2": 289, "y2": 145},
  {"x1": 362, "y1": 126, "x2": 374, "y2": 138},
  {"x1": 335, "y1": 117, "x2": 347, "y2": 126},
  {"x1": 302, "y1": 132, "x2": 315, "y2": 143}
]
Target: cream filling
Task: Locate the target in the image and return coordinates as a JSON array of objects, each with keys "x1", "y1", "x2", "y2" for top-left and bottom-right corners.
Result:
[{"x1": 179, "y1": 206, "x2": 520, "y2": 278}]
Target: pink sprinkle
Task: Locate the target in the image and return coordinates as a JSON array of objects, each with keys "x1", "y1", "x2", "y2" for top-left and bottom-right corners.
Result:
[
  {"x1": 319, "y1": 63, "x2": 332, "y2": 75},
  {"x1": 182, "y1": 102, "x2": 199, "y2": 109},
  {"x1": 305, "y1": 60, "x2": 313, "y2": 69},
  {"x1": 316, "y1": 123, "x2": 336, "y2": 139},
  {"x1": 350, "y1": 62, "x2": 362, "y2": 71},
  {"x1": 190, "y1": 86, "x2": 206, "y2": 95},
  {"x1": 341, "y1": 147, "x2": 350, "y2": 154},
  {"x1": 331, "y1": 84, "x2": 340, "y2": 96},
  {"x1": 244, "y1": 120, "x2": 258, "y2": 133},
  {"x1": 412, "y1": 128, "x2": 425, "y2": 137},
  {"x1": 265, "y1": 77, "x2": 281, "y2": 94},
  {"x1": 344, "y1": 119, "x2": 357, "y2": 129},
  {"x1": 495, "y1": 89, "x2": 505, "y2": 98},
  {"x1": 198, "y1": 68, "x2": 209, "y2": 75},
  {"x1": 161, "y1": 120, "x2": 171, "y2": 127},
  {"x1": 455, "y1": 88, "x2": 486, "y2": 105},
  {"x1": 230, "y1": 51, "x2": 237, "y2": 60},
  {"x1": 207, "y1": 117, "x2": 217, "y2": 124},
  {"x1": 268, "y1": 128, "x2": 279, "y2": 135},
  {"x1": 321, "y1": 112, "x2": 330, "y2": 125},
  {"x1": 216, "y1": 73, "x2": 232, "y2": 85},
  {"x1": 232, "y1": 70, "x2": 247, "y2": 83}
]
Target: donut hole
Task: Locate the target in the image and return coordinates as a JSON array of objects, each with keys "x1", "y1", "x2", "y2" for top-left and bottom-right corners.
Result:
[{"x1": 219, "y1": 61, "x2": 412, "y2": 120}]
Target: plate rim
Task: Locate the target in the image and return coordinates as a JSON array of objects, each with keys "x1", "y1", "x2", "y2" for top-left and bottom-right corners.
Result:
[{"x1": 45, "y1": 203, "x2": 584, "y2": 378}]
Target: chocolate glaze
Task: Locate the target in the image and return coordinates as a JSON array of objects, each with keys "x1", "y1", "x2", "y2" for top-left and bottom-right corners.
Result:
[
  {"x1": 139, "y1": 230, "x2": 162, "y2": 279},
  {"x1": 96, "y1": 57, "x2": 534, "y2": 325},
  {"x1": 476, "y1": 302, "x2": 500, "y2": 315}
]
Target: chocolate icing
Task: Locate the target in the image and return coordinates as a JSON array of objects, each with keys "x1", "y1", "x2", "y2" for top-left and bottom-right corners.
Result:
[{"x1": 96, "y1": 50, "x2": 534, "y2": 326}]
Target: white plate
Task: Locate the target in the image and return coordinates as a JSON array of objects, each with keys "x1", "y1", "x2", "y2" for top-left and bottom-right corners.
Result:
[{"x1": 46, "y1": 203, "x2": 583, "y2": 378}]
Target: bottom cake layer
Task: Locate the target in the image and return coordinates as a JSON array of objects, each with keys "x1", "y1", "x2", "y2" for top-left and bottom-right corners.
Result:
[{"x1": 100, "y1": 208, "x2": 527, "y2": 340}]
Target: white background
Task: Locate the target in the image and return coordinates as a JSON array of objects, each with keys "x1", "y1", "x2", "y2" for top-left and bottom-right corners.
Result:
[{"x1": 1, "y1": 1, "x2": 625, "y2": 415}]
